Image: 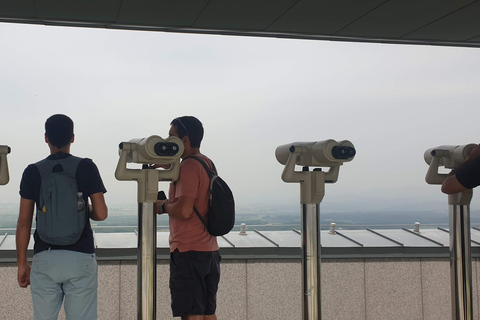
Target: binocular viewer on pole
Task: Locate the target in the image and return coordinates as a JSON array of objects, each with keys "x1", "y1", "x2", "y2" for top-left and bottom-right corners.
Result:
[
  {"x1": 276, "y1": 140, "x2": 356, "y2": 188},
  {"x1": 424, "y1": 143, "x2": 477, "y2": 320},
  {"x1": 275, "y1": 139, "x2": 356, "y2": 320},
  {"x1": 424, "y1": 143, "x2": 477, "y2": 185},
  {"x1": 115, "y1": 135, "x2": 184, "y2": 203},
  {"x1": 114, "y1": 135, "x2": 185, "y2": 320},
  {"x1": 118, "y1": 135, "x2": 184, "y2": 165},
  {"x1": 0, "y1": 145, "x2": 11, "y2": 185}
]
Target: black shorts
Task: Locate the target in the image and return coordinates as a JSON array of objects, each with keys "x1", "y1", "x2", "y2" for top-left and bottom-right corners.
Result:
[{"x1": 169, "y1": 249, "x2": 221, "y2": 317}]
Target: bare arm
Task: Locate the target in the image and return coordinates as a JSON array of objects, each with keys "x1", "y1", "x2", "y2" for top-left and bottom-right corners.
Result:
[
  {"x1": 16, "y1": 197, "x2": 34, "y2": 288},
  {"x1": 442, "y1": 144, "x2": 480, "y2": 194},
  {"x1": 89, "y1": 192, "x2": 108, "y2": 221},
  {"x1": 441, "y1": 175, "x2": 467, "y2": 194},
  {"x1": 157, "y1": 196, "x2": 195, "y2": 220}
]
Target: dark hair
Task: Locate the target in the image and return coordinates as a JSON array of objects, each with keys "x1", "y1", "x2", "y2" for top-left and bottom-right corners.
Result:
[
  {"x1": 45, "y1": 114, "x2": 74, "y2": 148},
  {"x1": 171, "y1": 116, "x2": 204, "y2": 148}
]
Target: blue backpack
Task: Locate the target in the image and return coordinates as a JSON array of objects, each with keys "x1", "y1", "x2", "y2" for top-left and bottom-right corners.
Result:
[{"x1": 35, "y1": 156, "x2": 87, "y2": 245}]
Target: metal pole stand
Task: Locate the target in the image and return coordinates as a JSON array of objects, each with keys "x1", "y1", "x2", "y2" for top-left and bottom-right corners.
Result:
[
  {"x1": 288, "y1": 166, "x2": 325, "y2": 320},
  {"x1": 449, "y1": 190, "x2": 473, "y2": 320},
  {"x1": 0, "y1": 145, "x2": 11, "y2": 185},
  {"x1": 276, "y1": 140, "x2": 354, "y2": 320},
  {"x1": 115, "y1": 136, "x2": 183, "y2": 320},
  {"x1": 424, "y1": 144, "x2": 477, "y2": 320},
  {"x1": 301, "y1": 191, "x2": 323, "y2": 319}
]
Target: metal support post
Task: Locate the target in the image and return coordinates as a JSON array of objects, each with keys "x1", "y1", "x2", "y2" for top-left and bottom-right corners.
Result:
[
  {"x1": 449, "y1": 191, "x2": 473, "y2": 320},
  {"x1": 302, "y1": 203, "x2": 321, "y2": 320},
  {"x1": 297, "y1": 168, "x2": 325, "y2": 320},
  {"x1": 137, "y1": 202, "x2": 157, "y2": 320}
]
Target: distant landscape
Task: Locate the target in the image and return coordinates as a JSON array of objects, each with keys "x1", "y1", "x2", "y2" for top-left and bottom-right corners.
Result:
[{"x1": 2, "y1": 202, "x2": 480, "y2": 234}]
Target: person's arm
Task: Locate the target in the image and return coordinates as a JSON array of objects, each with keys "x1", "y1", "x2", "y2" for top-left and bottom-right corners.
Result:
[
  {"x1": 156, "y1": 196, "x2": 195, "y2": 220},
  {"x1": 441, "y1": 174, "x2": 467, "y2": 194},
  {"x1": 442, "y1": 144, "x2": 480, "y2": 194},
  {"x1": 16, "y1": 197, "x2": 34, "y2": 288},
  {"x1": 89, "y1": 192, "x2": 108, "y2": 221}
]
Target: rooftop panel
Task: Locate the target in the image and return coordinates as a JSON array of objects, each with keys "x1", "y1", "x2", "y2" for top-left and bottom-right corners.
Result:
[
  {"x1": 251, "y1": 230, "x2": 300, "y2": 248},
  {"x1": 223, "y1": 231, "x2": 278, "y2": 248},
  {"x1": 321, "y1": 231, "x2": 363, "y2": 248},
  {"x1": 334, "y1": 230, "x2": 402, "y2": 247},
  {"x1": 3, "y1": 227, "x2": 480, "y2": 261},
  {"x1": 368, "y1": 229, "x2": 444, "y2": 247}
]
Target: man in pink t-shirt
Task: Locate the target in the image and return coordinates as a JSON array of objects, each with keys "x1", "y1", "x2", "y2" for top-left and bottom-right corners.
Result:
[{"x1": 156, "y1": 116, "x2": 220, "y2": 320}]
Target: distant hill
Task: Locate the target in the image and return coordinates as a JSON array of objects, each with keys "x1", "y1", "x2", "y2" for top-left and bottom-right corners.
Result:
[{"x1": 1, "y1": 203, "x2": 479, "y2": 233}]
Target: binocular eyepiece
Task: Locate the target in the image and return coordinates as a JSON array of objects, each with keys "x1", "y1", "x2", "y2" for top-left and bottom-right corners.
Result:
[
  {"x1": 118, "y1": 141, "x2": 180, "y2": 157},
  {"x1": 331, "y1": 146, "x2": 356, "y2": 160},
  {"x1": 154, "y1": 142, "x2": 180, "y2": 157}
]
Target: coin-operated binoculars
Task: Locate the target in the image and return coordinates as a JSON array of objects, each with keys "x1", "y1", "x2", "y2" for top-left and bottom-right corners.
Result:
[
  {"x1": 425, "y1": 143, "x2": 477, "y2": 320},
  {"x1": 276, "y1": 140, "x2": 356, "y2": 320},
  {"x1": 0, "y1": 145, "x2": 11, "y2": 185},
  {"x1": 115, "y1": 136, "x2": 184, "y2": 320}
]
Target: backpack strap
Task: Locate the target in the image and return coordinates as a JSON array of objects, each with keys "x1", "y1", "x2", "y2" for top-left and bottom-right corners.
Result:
[
  {"x1": 187, "y1": 155, "x2": 217, "y2": 177},
  {"x1": 193, "y1": 207, "x2": 208, "y2": 229},
  {"x1": 173, "y1": 156, "x2": 216, "y2": 186},
  {"x1": 185, "y1": 156, "x2": 216, "y2": 232},
  {"x1": 35, "y1": 155, "x2": 83, "y2": 178}
]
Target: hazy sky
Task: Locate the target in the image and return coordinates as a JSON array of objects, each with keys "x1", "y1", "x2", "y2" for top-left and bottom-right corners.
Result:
[{"x1": 1, "y1": 22, "x2": 480, "y2": 214}]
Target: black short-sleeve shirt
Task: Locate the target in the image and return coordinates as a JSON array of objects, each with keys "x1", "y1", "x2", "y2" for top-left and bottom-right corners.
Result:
[
  {"x1": 19, "y1": 152, "x2": 107, "y2": 254},
  {"x1": 456, "y1": 157, "x2": 480, "y2": 190}
]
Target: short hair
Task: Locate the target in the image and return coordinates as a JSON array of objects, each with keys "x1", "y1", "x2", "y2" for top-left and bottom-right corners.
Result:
[
  {"x1": 170, "y1": 116, "x2": 204, "y2": 148},
  {"x1": 45, "y1": 114, "x2": 74, "y2": 148}
]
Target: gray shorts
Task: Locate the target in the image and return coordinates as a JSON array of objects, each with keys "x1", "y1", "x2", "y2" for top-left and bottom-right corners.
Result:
[{"x1": 31, "y1": 249, "x2": 98, "y2": 320}]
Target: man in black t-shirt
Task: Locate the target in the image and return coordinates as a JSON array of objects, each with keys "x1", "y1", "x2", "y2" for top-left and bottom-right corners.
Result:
[
  {"x1": 442, "y1": 144, "x2": 480, "y2": 194},
  {"x1": 16, "y1": 114, "x2": 108, "y2": 320}
]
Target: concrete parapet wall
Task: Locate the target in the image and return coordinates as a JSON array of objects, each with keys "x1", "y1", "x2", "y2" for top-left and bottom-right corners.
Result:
[{"x1": 0, "y1": 258, "x2": 478, "y2": 319}]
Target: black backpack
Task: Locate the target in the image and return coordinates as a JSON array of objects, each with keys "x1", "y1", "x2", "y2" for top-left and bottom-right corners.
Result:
[{"x1": 188, "y1": 156, "x2": 235, "y2": 236}]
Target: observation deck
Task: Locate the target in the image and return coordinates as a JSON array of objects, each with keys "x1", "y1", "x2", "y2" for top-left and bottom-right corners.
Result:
[{"x1": 1, "y1": 225, "x2": 479, "y2": 319}]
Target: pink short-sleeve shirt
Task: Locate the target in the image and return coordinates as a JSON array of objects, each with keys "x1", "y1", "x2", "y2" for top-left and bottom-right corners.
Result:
[{"x1": 168, "y1": 155, "x2": 219, "y2": 253}]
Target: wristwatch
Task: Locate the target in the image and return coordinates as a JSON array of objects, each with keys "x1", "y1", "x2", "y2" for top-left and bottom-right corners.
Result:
[{"x1": 160, "y1": 202, "x2": 166, "y2": 214}]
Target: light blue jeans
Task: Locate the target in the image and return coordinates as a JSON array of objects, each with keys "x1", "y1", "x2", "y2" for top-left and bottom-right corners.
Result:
[{"x1": 31, "y1": 249, "x2": 98, "y2": 320}]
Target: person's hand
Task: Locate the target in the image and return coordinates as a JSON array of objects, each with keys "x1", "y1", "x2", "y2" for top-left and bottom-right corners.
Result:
[
  {"x1": 17, "y1": 262, "x2": 31, "y2": 288},
  {"x1": 151, "y1": 164, "x2": 172, "y2": 170},
  {"x1": 155, "y1": 200, "x2": 167, "y2": 215}
]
